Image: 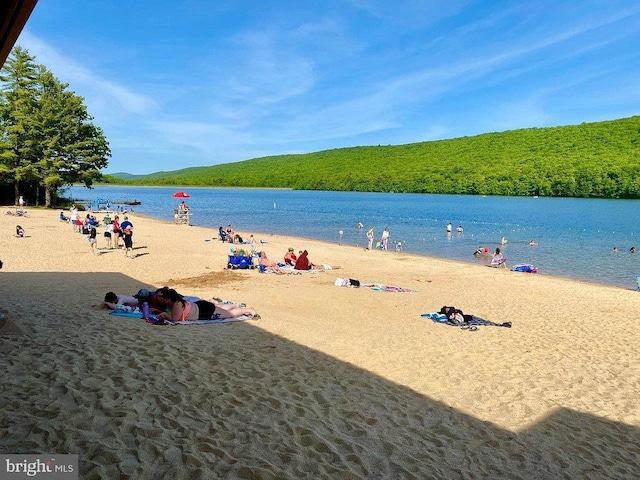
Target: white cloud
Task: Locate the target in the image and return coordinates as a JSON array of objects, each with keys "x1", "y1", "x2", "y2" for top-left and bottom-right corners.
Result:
[{"x1": 17, "y1": 31, "x2": 158, "y2": 116}]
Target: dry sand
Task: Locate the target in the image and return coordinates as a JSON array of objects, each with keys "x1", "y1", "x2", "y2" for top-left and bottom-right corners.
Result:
[{"x1": 1, "y1": 206, "x2": 640, "y2": 479}]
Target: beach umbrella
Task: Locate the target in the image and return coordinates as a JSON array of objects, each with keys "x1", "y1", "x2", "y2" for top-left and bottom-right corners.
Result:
[{"x1": 172, "y1": 191, "x2": 190, "y2": 198}]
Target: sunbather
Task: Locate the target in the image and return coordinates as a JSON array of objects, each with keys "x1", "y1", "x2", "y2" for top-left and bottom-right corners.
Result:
[
  {"x1": 155, "y1": 288, "x2": 259, "y2": 321},
  {"x1": 100, "y1": 292, "x2": 140, "y2": 310},
  {"x1": 259, "y1": 251, "x2": 287, "y2": 274}
]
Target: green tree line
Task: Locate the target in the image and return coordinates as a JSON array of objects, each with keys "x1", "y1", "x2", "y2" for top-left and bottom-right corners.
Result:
[
  {"x1": 0, "y1": 47, "x2": 110, "y2": 207},
  {"x1": 108, "y1": 115, "x2": 640, "y2": 199}
]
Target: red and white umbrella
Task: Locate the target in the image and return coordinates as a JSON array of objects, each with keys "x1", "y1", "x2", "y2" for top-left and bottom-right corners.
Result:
[{"x1": 172, "y1": 191, "x2": 190, "y2": 198}]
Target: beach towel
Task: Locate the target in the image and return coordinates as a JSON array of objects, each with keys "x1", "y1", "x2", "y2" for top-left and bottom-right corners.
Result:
[
  {"x1": 511, "y1": 264, "x2": 538, "y2": 273},
  {"x1": 148, "y1": 314, "x2": 253, "y2": 325},
  {"x1": 110, "y1": 311, "x2": 143, "y2": 318},
  {"x1": 110, "y1": 310, "x2": 143, "y2": 318},
  {"x1": 362, "y1": 283, "x2": 416, "y2": 293},
  {"x1": 421, "y1": 312, "x2": 511, "y2": 328}
]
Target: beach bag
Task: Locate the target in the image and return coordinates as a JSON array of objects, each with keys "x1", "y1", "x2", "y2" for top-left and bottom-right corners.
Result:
[{"x1": 348, "y1": 278, "x2": 360, "y2": 287}]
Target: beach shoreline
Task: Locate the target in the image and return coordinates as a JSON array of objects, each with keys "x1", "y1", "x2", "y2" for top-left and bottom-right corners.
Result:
[{"x1": 1, "y1": 207, "x2": 640, "y2": 478}]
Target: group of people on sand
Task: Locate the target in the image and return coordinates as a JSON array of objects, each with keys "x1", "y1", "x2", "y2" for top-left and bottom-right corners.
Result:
[
  {"x1": 61, "y1": 205, "x2": 135, "y2": 257},
  {"x1": 258, "y1": 248, "x2": 340, "y2": 274},
  {"x1": 219, "y1": 224, "x2": 246, "y2": 244},
  {"x1": 100, "y1": 287, "x2": 259, "y2": 322}
]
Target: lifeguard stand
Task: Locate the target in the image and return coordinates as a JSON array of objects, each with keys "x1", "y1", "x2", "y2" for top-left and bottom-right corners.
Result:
[{"x1": 174, "y1": 209, "x2": 191, "y2": 225}]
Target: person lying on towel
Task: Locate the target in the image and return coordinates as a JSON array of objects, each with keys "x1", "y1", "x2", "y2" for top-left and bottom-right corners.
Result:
[{"x1": 155, "y1": 288, "x2": 260, "y2": 321}]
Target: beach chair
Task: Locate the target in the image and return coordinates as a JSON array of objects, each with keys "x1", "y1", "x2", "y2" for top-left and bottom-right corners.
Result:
[{"x1": 219, "y1": 229, "x2": 232, "y2": 242}]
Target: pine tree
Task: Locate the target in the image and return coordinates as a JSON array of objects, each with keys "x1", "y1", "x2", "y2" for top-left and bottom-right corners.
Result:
[
  {"x1": 0, "y1": 46, "x2": 111, "y2": 207},
  {"x1": 0, "y1": 46, "x2": 39, "y2": 204}
]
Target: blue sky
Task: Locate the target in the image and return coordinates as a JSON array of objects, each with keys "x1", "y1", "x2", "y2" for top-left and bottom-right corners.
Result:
[{"x1": 15, "y1": 1, "x2": 640, "y2": 174}]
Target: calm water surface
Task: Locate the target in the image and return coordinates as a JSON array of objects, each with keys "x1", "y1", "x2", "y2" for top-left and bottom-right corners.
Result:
[{"x1": 68, "y1": 186, "x2": 640, "y2": 289}]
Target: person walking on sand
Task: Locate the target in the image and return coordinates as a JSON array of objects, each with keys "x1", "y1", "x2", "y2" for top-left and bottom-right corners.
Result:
[
  {"x1": 380, "y1": 227, "x2": 390, "y2": 250},
  {"x1": 70, "y1": 205, "x2": 79, "y2": 232},
  {"x1": 123, "y1": 225, "x2": 134, "y2": 258},
  {"x1": 111, "y1": 215, "x2": 121, "y2": 248},
  {"x1": 366, "y1": 226, "x2": 374, "y2": 250},
  {"x1": 87, "y1": 225, "x2": 98, "y2": 255},
  {"x1": 103, "y1": 222, "x2": 113, "y2": 249}
]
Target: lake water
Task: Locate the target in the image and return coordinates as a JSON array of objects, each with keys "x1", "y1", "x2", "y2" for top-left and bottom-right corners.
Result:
[{"x1": 67, "y1": 185, "x2": 640, "y2": 289}]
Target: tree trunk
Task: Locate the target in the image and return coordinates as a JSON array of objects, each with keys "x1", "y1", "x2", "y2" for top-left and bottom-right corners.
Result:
[
  {"x1": 45, "y1": 187, "x2": 52, "y2": 208},
  {"x1": 14, "y1": 181, "x2": 19, "y2": 205}
]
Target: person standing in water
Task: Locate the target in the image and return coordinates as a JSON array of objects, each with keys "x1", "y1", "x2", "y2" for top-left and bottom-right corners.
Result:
[
  {"x1": 380, "y1": 227, "x2": 390, "y2": 250},
  {"x1": 366, "y1": 226, "x2": 374, "y2": 250}
]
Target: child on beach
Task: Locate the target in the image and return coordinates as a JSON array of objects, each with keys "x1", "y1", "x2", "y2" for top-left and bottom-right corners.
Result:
[
  {"x1": 87, "y1": 226, "x2": 98, "y2": 254},
  {"x1": 99, "y1": 292, "x2": 140, "y2": 310},
  {"x1": 123, "y1": 226, "x2": 134, "y2": 258},
  {"x1": 15, "y1": 225, "x2": 25, "y2": 237}
]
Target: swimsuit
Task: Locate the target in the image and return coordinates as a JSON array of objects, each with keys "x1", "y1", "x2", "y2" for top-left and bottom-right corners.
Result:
[
  {"x1": 195, "y1": 300, "x2": 216, "y2": 319},
  {"x1": 177, "y1": 300, "x2": 217, "y2": 321}
]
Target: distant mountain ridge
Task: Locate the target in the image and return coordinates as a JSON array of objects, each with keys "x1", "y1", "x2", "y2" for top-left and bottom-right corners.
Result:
[{"x1": 104, "y1": 116, "x2": 640, "y2": 198}]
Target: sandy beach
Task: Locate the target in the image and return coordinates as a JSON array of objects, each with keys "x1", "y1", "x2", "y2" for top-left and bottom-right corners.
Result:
[{"x1": 1, "y1": 207, "x2": 640, "y2": 479}]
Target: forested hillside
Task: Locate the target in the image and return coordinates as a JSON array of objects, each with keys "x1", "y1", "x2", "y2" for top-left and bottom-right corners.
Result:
[{"x1": 107, "y1": 116, "x2": 640, "y2": 198}]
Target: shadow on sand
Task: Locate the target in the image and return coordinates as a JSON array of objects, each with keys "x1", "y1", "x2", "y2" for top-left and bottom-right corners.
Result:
[{"x1": 1, "y1": 272, "x2": 638, "y2": 479}]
